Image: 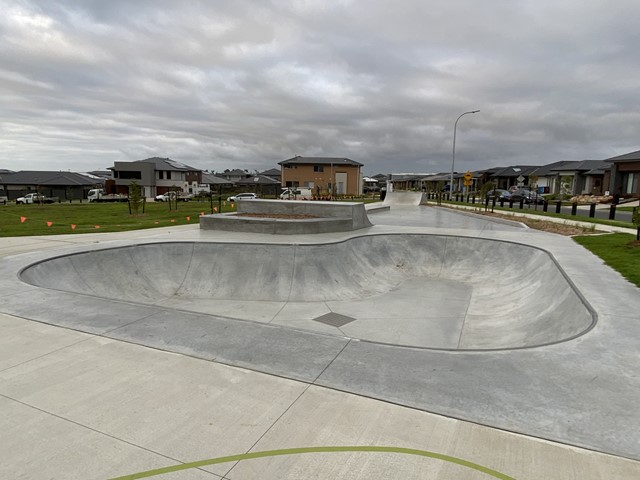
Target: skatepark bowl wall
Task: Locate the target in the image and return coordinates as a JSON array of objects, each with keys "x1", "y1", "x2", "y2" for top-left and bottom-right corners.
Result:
[{"x1": 19, "y1": 234, "x2": 596, "y2": 351}]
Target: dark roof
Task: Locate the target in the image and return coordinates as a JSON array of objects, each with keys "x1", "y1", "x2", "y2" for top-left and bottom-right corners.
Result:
[
  {"x1": 201, "y1": 173, "x2": 234, "y2": 185},
  {"x1": 224, "y1": 169, "x2": 248, "y2": 176},
  {"x1": 605, "y1": 149, "x2": 640, "y2": 162},
  {"x1": 0, "y1": 169, "x2": 14, "y2": 175},
  {"x1": 584, "y1": 168, "x2": 607, "y2": 175},
  {"x1": 135, "y1": 157, "x2": 200, "y2": 172},
  {"x1": 490, "y1": 166, "x2": 539, "y2": 177},
  {"x1": 422, "y1": 173, "x2": 452, "y2": 182},
  {"x1": 0, "y1": 171, "x2": 99, "y2": 186},
  {"x1": 278, "y1": 156, "x2": 363, "y2": 167},
  {"x1": 87, "y1": 170, "x2": 113, "y2": 179},
  {"x1": 544, "y1": 160, "x2": 608, "y2": 173},
  {"x1": 259, "y1": 168, "x2": 281, "y2": 177},
  {"x1": 530, "y1": 161, "x2": 574, "y2": 176},
  {"x1": 236, "y1": 174, "x2": 281, "y2": 185}
]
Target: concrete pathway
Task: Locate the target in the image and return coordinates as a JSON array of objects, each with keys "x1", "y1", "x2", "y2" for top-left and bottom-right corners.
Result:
[{"x1": 1, "y1": 207, "x2": 639, "y2": 479}]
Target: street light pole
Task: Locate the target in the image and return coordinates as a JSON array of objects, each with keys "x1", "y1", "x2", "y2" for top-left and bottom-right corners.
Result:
[{"x1": 450, "y1": 110, "x2": 480, "y2": 199}]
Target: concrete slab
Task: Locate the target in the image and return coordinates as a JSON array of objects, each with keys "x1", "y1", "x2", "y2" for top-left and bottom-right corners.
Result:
[
  {"x1": 0, "y1": 396, "x2": 218, "y2": 480},
  {"x1": 226, "y1": 386, "x2": 640, "y2": 480},
  {"x1": 0, "y1": 335, "x2": 307, "y2": 478}
]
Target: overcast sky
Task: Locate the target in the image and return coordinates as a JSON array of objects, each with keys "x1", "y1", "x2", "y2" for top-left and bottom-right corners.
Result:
[{"x1": 1, "y1": 0, "x2": 639, "y2": 175}]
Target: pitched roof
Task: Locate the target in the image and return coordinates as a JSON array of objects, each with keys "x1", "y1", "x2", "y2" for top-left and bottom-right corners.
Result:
[
  {"x1": 543, "y1": 160, "x2": 608, "y2": 173},
  {"x1": 224, "y1": 169, "x2": 248, "y2": 176},
  {"x1": 258, "y1": 168, "x2": 281, "y2": 177},
  {"x1": 279, "y1": 156, "x2": 363, "y2": 167},
  {"x1": 0, "y1": 171, "x2": 99, "y2": 186},
  {"x1": 490, "y1": 166, "x2": 539, "y2": 177},
  {"x1": 135, "y1": 157, "x2": 200, "y2": 172},
  {"x1": 605, "y1": 149, "x2": 640, "y2": 162},
  {"x1": 235, "y1": 174, "x2": 281, "y2": 185},
  {"x1": 201, "y1": 173, "x2": 234, "y2": 185}
]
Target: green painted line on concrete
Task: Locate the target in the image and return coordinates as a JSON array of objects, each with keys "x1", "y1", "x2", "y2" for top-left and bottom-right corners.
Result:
[{"x1": 109, "y1": 445, "x2": 516, "y2": 479}]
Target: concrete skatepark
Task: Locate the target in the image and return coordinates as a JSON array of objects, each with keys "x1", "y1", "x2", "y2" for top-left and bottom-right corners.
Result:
[{"x1": 1, "y1": 193, "x2": 639, "y2": 479}]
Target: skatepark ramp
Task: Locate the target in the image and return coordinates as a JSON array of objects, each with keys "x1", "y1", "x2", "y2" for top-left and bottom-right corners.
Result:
[
  {"x1": 20, "y1": 234, "x2": 595, "y2": 351},
  {"x1": 382, "y1": 191, "x2": 426, "y2": 206}
]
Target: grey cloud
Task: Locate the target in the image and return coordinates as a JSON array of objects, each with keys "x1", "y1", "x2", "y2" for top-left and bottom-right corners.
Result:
[{"x1": 1, "y1": 0, "x2": 639, "y2": 175}]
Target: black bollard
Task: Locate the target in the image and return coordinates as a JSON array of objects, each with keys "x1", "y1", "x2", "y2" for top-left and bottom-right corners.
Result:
[
  {"x1": 519, "y1": 199, "x2": 524, "y2": 209},
  {"x1": 543, "y1": 201, "x2": 548, "y2": 212},
  {"x1": 609, "y1": 204, "x2": 616, "y2": 220},
  {"x1": 555, "y1": 201, "x2": 562, "y2": 214},
  {"x1": 589, "y1": 203, "x2": 596, "y2": 218},
  {"x1": 571, "y1": 203, "x2": 577, "y2": 215}
]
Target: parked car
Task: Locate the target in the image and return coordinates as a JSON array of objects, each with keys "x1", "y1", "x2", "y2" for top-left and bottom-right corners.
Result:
[
  {"x1": 155, "y1": 192, "x2": 193, "y2": 202},
  {"x1": 486, "y1": 189, "x2": 511, "y2": 202},
  {"x1": 16, "y1": 193, "x2": 56, "y2": 204},
  {"x1": 510, "y1": 188, "x2": 544, "y2": 204},
  {"x1": 227, "y1": 193, "x2": 258, "y2": 202},
  {"x1": 363, "y1": 185, "x2": 381, "y2": 193}
]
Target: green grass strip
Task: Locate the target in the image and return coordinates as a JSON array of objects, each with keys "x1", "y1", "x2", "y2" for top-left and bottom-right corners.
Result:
[
  {"x1": 574, "y1": 233, "x2": 640, "y2": 287},
  {"x1": 109, "y1": 445, "x2": 516, "y2": 479}
]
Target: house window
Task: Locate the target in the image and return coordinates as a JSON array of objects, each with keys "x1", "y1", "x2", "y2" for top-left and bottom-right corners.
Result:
[
  {"x1": 166, "y1": 171, "x2": 172, "y2": 180},
  {"x1": 623, "y1": 173, "x2": 638, "y2": 194},
  {"x1": 313, "y1": 165, "x2": 324, "y2": 172},
  {"x1": 159, "y1": 171, "x2": 164, "y2": 179},
  {"x1": 117, "y1": 171, "x2": 142, "y2": 180}
]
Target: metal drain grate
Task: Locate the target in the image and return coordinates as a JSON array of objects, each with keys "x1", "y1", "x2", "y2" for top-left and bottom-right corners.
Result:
[{"x1": 313, "y1": 312, "x2": 356, "y2": 328}]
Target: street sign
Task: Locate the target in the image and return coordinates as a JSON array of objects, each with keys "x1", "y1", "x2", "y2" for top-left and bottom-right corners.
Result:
[
  {"x1": 463, "y1": 171, "x2": 473, "y2": 181},
  {"x1": 463, "y1": 180, "x2": 472, "y2": 187}
]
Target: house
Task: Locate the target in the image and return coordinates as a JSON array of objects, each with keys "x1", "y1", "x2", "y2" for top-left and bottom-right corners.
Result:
[
  {"x1": 278, "y1": 156, "x2": 363, "y2": 196},
  {"x1": 199, "y1": 173, "x2": 235, "y2": 194},
  {"x1": 258, "y1": 168, "x2": 281, "y2": 183},
  {"x1": 605, "y1": 150, "x2": 640, "y2": 197},
  {"x1": 490, "y1": 166, "x2": 540, "y2": 190},
  {"x1": 110, "y1": 157, "x2": 202, "y2": 197},
  {"x1": 235, "y1": 174, "x2": 281, "y2": 197},
  {"x1": 531, "y1": 160, "x2": 609, "y2": 195},
  {"x1": 220, "y1": 169, "x2": 249, "y2": 183},
  {"x1": 0, "y1": 170, "x2": 99, "y2": 201}
]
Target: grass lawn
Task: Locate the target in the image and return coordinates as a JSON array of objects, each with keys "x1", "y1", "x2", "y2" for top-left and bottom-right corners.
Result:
[
  {"x1": 0, "y1": 201, "x2": 234, "y2": 237},
  {"x1": 573, "y1": 233, "x2": 640, "y2": 288}
]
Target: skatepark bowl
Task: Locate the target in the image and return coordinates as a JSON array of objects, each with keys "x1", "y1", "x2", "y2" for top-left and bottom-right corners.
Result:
[{"x1": 19, "y1": 234, "x2": 595, "y2": 351}]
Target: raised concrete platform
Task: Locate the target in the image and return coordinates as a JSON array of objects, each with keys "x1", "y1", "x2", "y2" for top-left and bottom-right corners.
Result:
[{"x1": 200, "y1": 199, "x2": 372, "y2": 234}]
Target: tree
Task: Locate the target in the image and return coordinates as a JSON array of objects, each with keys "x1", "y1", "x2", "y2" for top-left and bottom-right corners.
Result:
[
  {"x1": 129, "y1": 180, "x2": 143, "y2": 214},
  {"x1": 633, "y1": 207, "x2": 640, "y2": 241}
]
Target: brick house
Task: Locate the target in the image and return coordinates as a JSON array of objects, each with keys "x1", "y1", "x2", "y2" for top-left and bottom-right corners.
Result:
[{"x1": 278, "y1": 156, "x2": 363, "y2": 196}]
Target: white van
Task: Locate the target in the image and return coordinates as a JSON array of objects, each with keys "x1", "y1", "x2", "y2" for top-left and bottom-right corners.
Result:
[{"x1": 280, "y1": 187, "x2": 313, "y2": 200}]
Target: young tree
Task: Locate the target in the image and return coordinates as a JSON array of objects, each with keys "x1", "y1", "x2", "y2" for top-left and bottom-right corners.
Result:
[
  {"x1": 129, "y1": 180, "x2": 143, "y2": 214},
  {"x1": 633, "y1": 207, "x2": 640, "y2": 241}
]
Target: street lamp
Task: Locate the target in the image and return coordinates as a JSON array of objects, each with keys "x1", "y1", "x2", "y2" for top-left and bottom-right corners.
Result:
[{"x1": 450, "y1": 110, "x2": 480, "y2": 199}]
